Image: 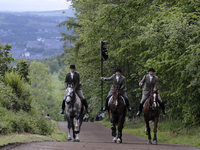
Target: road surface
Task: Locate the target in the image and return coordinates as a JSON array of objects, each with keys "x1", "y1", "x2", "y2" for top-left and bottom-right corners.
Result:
[{"x1": 1, "y1": 121, "x2": 199, "y2": 150}]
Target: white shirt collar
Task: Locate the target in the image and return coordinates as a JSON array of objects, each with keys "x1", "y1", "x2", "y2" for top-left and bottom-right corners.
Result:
[
  {"x1": 70, "y1": 72, "x2": 74, "y2": 79},
  {"x1": 116, "y1": 75, "x2": 120, "y2": 82},
  {"x1": 149, "y1": 75, "x2": 153, "y2": 82}
]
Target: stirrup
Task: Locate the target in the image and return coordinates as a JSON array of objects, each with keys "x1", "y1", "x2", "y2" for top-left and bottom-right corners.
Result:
[
  {"x1": 163, "y1": 110, "x2": 167, "y2": 115},
  {"x1": 127, "y1": 106, "x2": 132, "y2": 111},
  {"x1": 86, "y1": 108, "x2": 90, "y2": 113},
  {"x1": 102, "y1": 106, "x2": 108, "y2": 111},
  {"x1": 60, "y1": 109, "x2": 64, "y2": 114},
  {"x1": 136, "y1": 111, "x2": 141, "y2": 116}
]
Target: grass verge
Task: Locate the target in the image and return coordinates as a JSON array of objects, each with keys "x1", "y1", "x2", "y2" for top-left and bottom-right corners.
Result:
[
  {"x1": 0, "y1": 120, "x2": 67, "y2": 146},
  {"x1": 99, "y1": 119, "x2": 200, "y2": 148}
]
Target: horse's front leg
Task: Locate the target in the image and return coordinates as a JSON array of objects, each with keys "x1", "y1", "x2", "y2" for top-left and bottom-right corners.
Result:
[
  {"x1": 74, "y1": 118, "x2": 79, "y2": 134},
  {"x1": 66, "y1": 114, "x2": 72, "y2": 141},
  {"x1": 70, "y1": 117, "x2": 76, "y2": 142},
  {"x1": 117, "y1": 115, "x2": 125, "y2": 143},
  {"x1": 153, "y1": 117, "x2": 158, "y2": 145},
  {"x1": 145, "y1": 118, "x2": 152, "y2": 144},
  {"x1": 110, "y1": 111, "x2": 116, "y2": 143}
]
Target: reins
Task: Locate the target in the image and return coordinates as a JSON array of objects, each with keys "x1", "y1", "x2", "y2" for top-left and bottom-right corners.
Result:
[
  {"x1": 112, "y1": 87, "x2": 121, "y2": 108},
  {"x1": 65, "y1": 88, "x2": 76, "y2": 105},
  {"x1": 148, "y1": 91, "x2": 158, "y2": 110}
]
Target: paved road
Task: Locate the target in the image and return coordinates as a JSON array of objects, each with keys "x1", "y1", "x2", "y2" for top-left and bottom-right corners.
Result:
[{"x1": 2, "y1": 121, "x2": 199, "y2": 150}]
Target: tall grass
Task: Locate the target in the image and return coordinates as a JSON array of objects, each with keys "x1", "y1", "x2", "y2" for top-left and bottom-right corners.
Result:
[{"x1": 99, "y1": 118, "x2": 200, "y2": 147}]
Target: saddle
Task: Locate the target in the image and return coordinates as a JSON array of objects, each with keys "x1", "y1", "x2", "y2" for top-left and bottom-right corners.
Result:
[
  {"x1": 108, "y1": 94, "x2": 126, "y2": 107},
  {"x1": 143, "y1": 96, "x2": 160, "y2": 107}
]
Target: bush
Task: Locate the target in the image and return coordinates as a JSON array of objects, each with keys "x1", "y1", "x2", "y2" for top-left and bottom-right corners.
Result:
[
  {"x1": 0, "y1": 106, "x2": 53, "y2": 135},
  {"x1": 4, "y1": 71, "x2": 32, "y2": 112},
  {"x1": 0, "y1": 81, "x2": 19, "y2": 110},
  {"x1": 4, "y1": 71, "x2": 26, "y2": 98}
]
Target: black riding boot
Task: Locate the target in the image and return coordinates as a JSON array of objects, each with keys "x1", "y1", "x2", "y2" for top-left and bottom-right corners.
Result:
[
  {"x1": 124, "y1": 98, "x2": 132, "y2": 111},
  {"x1": 102, "y1": 97, "x2": 110, "y2": 111},
  {"x1": 136, "y1": 103, "x2": 143, "y2": 116},
  {"x1": 160, "y1": 102, "x2": 167, "y2": 114},
  {"x1": 81, "y1": 98, "x2": 90, "y2": 113},
  {"x1": 60, "y1": 100, "x2": 65, "y2": 114}
]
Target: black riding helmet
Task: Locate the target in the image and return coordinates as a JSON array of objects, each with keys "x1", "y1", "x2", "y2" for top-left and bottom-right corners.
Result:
[
  {"x1": 148, "y1": 68, "x2": 155, "y2": 72},
  {"x1": 115, "y1": 68, "x2": 122, "y2": 73}
]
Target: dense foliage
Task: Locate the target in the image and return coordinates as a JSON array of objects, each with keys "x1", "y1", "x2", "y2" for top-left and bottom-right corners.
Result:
[
  {"x1": 29, "y1": 61, "x2": 63, "y2": 121},
  {"x1": 60, "y1": 0, "x2": 200, "y2": 125},
  {"x1": 0, "y1": 43, "x2": 53, "y2": 135},
  {"x1": 0, "y1": 43, "x2": 14, "y2": 76}
]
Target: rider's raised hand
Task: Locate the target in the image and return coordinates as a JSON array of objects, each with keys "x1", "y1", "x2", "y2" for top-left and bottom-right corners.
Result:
[{"x1": 101, "y1": 77, "x2": 104, "y2": 80}]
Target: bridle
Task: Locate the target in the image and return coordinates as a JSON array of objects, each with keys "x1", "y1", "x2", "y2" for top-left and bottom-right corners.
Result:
[
  {"x1": 148, "y1": 91, "x2": 158, "y2": 110},
  {"x1": 65, "y1": 87, "x2": 75, "y2": 105},
  {"x1": 112, "y1": 86, "x2": 121, "y2": 108}
]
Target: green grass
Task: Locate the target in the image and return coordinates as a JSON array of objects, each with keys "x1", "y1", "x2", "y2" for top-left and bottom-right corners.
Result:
[
  {"x1": 50, "y1": 72, "x2": 66, "y2": 121},
  {"x1": 52, "y1": 72, "x2": 65, "y2": 98},
  {"x1": 99, "y1": 119, "x2": 200, "y2": 147},
  {"x1": 0, "y1": 120, "x2": 67, "y2": 146}
]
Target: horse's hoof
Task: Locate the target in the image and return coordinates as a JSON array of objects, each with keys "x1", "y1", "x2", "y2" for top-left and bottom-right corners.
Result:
[
  {"x1": 72, "y1": 139, "x2": 76, "y2": 142},
  {"x1": 68, "y1": 137, "x2": 72, "y2": 141},
  {"x1": 152, "y1": 141, "x2": 157, "y2": 145},
  {"x1": 112, "y1": 137, "x2": 117, "y2": 143},
  {"x1": 76, "y1": 139, "x2": 80, "y2": 142},
  {"x1": 147, "y1": 142, "x2": 152, "y2": 144},
  {"x1": 112, "y1": 139, "x2": 116, "y2": 143},
  {"x1": 116, "y1": 138, "x2": 122, "y2": 143}
]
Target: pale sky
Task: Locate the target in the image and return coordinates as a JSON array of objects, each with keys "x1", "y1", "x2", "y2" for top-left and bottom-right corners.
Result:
[{"x1": 0, "y1": 0, "x2": 71, "y2": 12}]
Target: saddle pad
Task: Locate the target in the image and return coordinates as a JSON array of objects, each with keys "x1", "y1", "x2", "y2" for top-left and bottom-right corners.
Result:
[{"x1": 108, "y1": 96, "x2": 126, "y2": 106}]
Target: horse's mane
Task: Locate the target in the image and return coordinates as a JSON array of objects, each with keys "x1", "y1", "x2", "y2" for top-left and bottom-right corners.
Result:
[{"x1": 113, "y1": 84, "x2": 121, "y2": 94}]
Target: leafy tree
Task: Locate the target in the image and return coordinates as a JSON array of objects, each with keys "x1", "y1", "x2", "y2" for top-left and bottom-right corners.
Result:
[
  {"x1": 59, "y1": 0, "x2": 200, "y2": 124},
  {"x1": 16, "y1": 58, "x2": 30, "y2": 83},
  {"x1": 0, "y1": 43, "x2": 14, "y2": 76},
  {"x1": 45, "y1": 59, "x2": 60, "y2": 74},
  {"x1": 29, "y1": 61, "x2": 63, "y2": 120}
]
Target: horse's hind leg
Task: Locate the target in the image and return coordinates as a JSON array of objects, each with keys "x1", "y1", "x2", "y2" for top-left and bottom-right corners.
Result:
[
  {"x1": 153, "y1": 117, "x2": 158, "y2": 145},
  {"x1": 145, "y1": 119, "x2": 152, "y2": 144}
]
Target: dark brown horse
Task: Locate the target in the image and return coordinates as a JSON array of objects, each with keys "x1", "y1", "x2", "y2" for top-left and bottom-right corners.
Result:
[
  {"x1": 143, "y1": 88, "x2": 160, "y2": 145},
  {"x1": 108, "y1": 84, "x2": 126, "y2": 143}
]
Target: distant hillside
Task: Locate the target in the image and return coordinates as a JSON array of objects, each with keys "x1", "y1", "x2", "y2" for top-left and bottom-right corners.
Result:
[
  {"x1": 29, "y1": 9, "x2": 75, "y2": 17},
  {"x1": 0, "y1": 10, "x2": 73, "y2": 59},
  {"x1": 2, "y1": 9, "x2": 75, "y2": 17}
]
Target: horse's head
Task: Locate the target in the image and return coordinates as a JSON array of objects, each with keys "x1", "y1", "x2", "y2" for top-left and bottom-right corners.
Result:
[
  {"x1": 149, "y1": 87, "x2": 159, "y2": 110},
  {"x1": 65, "y1": 84, "x2": 75, "y2": 105},
  {"x1": 113, "y1": 84, "x2": 121, "y2": 97}
]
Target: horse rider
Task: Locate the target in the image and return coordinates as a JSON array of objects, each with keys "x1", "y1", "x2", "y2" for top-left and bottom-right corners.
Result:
[
  {"x1": 101, "y1": 68, "x2": 132, "y2": 111},
  {"x1": 136, "y1": 68, "x2": 167, "y2": 116},
  {"x1": 60, "y1": 65, "x2": 90, "y2": 114}
]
